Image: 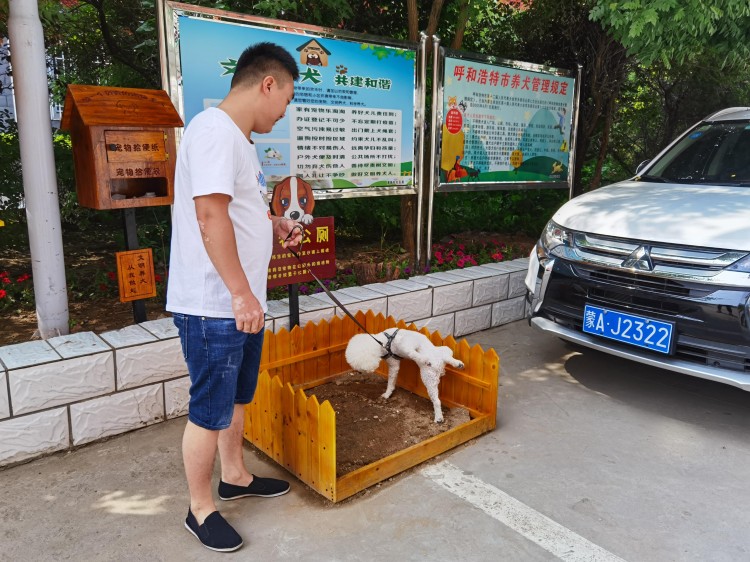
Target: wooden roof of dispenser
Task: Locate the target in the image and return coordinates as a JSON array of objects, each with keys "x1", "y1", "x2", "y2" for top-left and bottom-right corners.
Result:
[{"x1": 60, "y1": 84, "x2": 184, "y2": 130}]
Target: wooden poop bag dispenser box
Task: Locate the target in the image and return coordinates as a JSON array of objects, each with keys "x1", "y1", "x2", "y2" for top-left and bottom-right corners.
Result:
[
  {"x1": 61, "y1": 85, "x2": 183, "y2": 210},
  {"x1": 245, "y1": 312, "x2": 499, "y2": 502}
]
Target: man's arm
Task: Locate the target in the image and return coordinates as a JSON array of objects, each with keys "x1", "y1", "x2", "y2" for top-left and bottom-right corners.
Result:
[{"x1": 194, "y1": 193, "x2": 265, "y2": 333}]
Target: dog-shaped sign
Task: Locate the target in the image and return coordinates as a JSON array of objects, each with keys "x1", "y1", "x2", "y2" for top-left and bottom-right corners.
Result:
[{"x1": 270, "y1": 176, "x2": 315, "y2": 225}]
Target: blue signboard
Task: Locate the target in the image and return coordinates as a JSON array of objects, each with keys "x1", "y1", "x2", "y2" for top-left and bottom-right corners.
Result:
[
  {"x1": 439, "y1": 54, "x2": 575, "y2": 187},
  {"x1": 176, "y1": 15, "x2": 417, "y2": 190}
]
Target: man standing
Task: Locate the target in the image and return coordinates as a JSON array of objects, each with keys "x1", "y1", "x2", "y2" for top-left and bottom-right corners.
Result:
[{"x1": 167, "y1": 42, "x2": 301, "y2": 552}]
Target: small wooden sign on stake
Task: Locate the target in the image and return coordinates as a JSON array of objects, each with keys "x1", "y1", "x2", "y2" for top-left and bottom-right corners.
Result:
[{"x1": 115, "y1": 248, "x2": 156, "y2": 302}]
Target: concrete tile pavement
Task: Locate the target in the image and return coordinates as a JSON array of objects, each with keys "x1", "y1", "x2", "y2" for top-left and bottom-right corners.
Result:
[{"x1": 4, "y1": 319, "x2": 750, "y2": 561}]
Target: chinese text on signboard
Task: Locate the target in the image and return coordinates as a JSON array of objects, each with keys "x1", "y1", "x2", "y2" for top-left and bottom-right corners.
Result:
[{"x1": 267, "y1": 217, "x2": 336, "y2": 289}]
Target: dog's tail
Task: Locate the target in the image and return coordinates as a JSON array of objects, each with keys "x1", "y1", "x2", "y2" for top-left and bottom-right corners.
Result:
[{"x1": 345, "y1": 333, "x2": 384, "y2": 373}]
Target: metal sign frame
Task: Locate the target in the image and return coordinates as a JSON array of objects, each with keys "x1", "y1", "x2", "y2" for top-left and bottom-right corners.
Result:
[
  {"x1": 431, "y1": 44, "x2": 581, "y2": 194},
  {"x1": 158, "y1": 1, "x2": 425, "y2": 202},
  {"x1": 426, "y1": 38, "x2": 582, "y2": 259}
]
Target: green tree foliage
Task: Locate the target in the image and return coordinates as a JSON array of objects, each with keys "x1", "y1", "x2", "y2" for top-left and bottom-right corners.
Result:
[
  {"x1": 591, "y1": 0, "x2": 750, "y2": 70},
  {"x1": 599, "y1": 56, "x2": 750, "y2": 182}
]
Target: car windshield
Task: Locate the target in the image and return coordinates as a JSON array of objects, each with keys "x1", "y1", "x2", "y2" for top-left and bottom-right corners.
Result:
[{"x1": 642, "y1": 121, "x2": 750, "y2": 186}]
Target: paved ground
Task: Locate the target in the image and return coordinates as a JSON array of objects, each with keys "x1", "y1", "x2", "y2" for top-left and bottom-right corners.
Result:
[{"x1": 4, "y1": 320, "x2": 750, "y2": 561}]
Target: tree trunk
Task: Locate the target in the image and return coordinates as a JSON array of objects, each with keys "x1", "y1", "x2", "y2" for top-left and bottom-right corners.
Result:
[
  {"x1": 590, "y1": 96, "x2": 616, "y2": 189},
  {"x1": 401, "y1": 0, "x2": 445, "y2": 261},
  {"x1": 399, "y1": 0, "x2": 420, "y2": 260},
  {"x1": 451, "y1": 0, "x2": 471, "y2": 50}
]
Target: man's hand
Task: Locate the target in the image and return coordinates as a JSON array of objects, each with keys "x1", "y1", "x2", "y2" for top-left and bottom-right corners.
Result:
[
  {"x1": 273, "y1": 217, "x2": 303, "y2": 248},
  {"x1": 231, "y1": 290, "x2": 265, "y2": 333}
]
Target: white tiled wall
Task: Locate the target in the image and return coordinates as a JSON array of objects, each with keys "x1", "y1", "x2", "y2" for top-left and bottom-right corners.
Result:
[{"x1": 0, "y1": 259, "x2": 529, "y2": 467}]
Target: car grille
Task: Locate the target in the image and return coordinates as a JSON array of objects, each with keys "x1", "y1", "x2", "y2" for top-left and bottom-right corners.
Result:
[
  {"x1": 573, "y1": 265, "x2": 714, "y2": 298},
  {"x1": 542, "y1": 232, "x2": 750, "y2": 373},
  {"x1": 678, "y1": 336, "x2": 750, "y2": 372},
  {"x1": 573, "y1": 233, "x2": 747, "y2": 277}
]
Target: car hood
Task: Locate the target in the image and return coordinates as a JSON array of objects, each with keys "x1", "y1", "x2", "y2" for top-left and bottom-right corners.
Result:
[{"x1": 553, "y1": 181, "x2": 750, "y2": 251}]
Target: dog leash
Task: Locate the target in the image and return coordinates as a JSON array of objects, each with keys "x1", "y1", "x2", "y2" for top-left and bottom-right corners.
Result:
[{"x1": 283, "y1": 225, "x2": 401, "y2": 359}]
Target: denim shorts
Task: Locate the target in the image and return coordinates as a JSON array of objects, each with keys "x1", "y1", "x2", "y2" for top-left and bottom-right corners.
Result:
[{"x1": 172, "y1": 313, "x2": 264, "y2": 431}]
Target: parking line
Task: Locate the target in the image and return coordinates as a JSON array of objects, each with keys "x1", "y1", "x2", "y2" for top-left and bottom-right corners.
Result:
[{"x1": 421, "y1": 461, "x2": 626, "y2": 562}]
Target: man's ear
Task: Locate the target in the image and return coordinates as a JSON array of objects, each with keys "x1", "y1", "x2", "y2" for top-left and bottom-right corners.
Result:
[{"x1": 261, "y1": 75, "x2": 275, "y2": 95}]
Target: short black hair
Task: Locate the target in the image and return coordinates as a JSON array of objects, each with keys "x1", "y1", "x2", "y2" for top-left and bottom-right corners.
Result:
[{"x1": 231, "y1": 42, "x2": 299, "y2": 89}]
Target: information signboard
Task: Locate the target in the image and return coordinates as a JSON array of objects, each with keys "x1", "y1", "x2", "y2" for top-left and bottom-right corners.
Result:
[
  {"x1": 164, "y1": 3, "x2": 419, "y2": 197},
  {"x1": 267, "y1": 216, "x2": 336, "y2": 289},
  {"x1": 435, "y1": 49, "x2": 578, "y2": 192},
  {"x1": 116, "y1": 248, "x2": 157, "y2": 302}
]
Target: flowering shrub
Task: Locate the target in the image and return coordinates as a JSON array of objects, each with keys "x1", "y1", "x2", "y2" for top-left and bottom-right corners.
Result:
[
  {"x1": 2, "y1": 266, "x2": 169, "y2": 311},
  {"x1": 430, "y1": 236, "x2": 518, "y2": 272},
  {"x1": 0, "y1": 270, "x2": 34, "y2": 311},
  {"x1": 267, "y1": 236, "x2": 526, "y2": 300},
  {"x1": 4, "y1": 237, "x2": 525, "y2": 310}
]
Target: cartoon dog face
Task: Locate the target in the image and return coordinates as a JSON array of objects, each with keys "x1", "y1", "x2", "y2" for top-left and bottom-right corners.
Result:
[{"x1": 271, "y1": 176, "x2": 315, "y2": 225}]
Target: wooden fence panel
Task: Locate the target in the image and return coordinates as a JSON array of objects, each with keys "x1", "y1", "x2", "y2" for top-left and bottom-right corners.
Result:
[
  {"x1": 290, "y1": 325, "x2": 304, "y2": 385},
  {"x1": 329, "y1": 316, "x2": 344, "y2": 374},
  {"x1": 300, "y1": 322, "x2": 316, "y2": 385},
  {"x1": 315, "y1": 319, "x2": 331, "y2": 380},
  {"x1": 483, "y1": 349, "x2": 500, "y2": 423},
  {"x1": 270, "y1": 375, "x2": 284, "y2": 464},
  {"x1": 278, "y1": 329, "x2": 292, "y2": 385},
  {"x1": 318, "y1": 400, "x2": 336, "y2": 500},
  {"x1": 258, "y1": 369, "x2": 272, "y2": 456},
  {"x1": 294, "y1": 388, "x2": 310, "y2": 483},
  {"x1": 281, "y1": 382, "x2": 296, "y2": 473},
  {"x1": 307, "y1": 395, "x2": 320, "y2": 489},
  {"x1": 467, "y1": 344, "x2": 486, "y2": 413}
]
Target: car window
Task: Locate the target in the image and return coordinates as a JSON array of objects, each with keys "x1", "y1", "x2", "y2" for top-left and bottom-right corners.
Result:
[{"x1": 647, "y1": 122, "x2": 750, "y2": 185}]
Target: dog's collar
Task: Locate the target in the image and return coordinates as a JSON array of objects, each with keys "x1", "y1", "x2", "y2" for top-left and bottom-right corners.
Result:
[{"x1": 380, "y1": 329, "x2": 402, "y2": 360}]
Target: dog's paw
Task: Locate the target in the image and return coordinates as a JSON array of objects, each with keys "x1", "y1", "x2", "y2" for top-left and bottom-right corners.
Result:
[
  {"x1": 381, "y1": 392, "x2": 390, "y2": 400},
  {"x1": 434, "y1": 416, "x2": 444, "y2": 424},
  {"x1": 457, "y1": 361, "x2": 464, "y2": 369},
  {"x1": 301, "y1": 214, "x2": 314, "y2": 225}
]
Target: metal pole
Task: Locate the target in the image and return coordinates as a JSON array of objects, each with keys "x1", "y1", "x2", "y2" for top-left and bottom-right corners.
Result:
[
  {"x1": 568, "y1": 63, "x2": 583, "y2": 200},
  {"x1": 414, "y1": 31, "x2": 428, "y2": 267},
  {"x1": 288, "y1": 284, "x2": 300, "y2": 328},
  {"x1": 425, "y1": 35, "x2": 441, "y2": 263},
  {"x1": 8, "y1": 0, "x2": 69, "y2": 338},
  {"x1": 156, "y1": 0, "x2": 170, "y2": 92},
  {"x1": 123, "y1": 209, "x2": 147, "y2": 323}
]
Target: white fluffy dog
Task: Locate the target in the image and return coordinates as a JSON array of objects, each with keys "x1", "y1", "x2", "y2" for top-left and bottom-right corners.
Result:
[{"x1": 345, "y1": 329, "x2": 464, "y2": 423}]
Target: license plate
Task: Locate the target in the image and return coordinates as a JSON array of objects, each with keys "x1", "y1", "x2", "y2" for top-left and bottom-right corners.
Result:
[{"x1": 582, "y1": 304, "x2": 674, "y2": 354}]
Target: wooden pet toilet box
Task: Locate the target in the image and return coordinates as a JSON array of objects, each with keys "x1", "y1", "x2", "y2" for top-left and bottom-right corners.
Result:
[{"x1": 61, "y1": 85, "x2": 183, "y2": 210}]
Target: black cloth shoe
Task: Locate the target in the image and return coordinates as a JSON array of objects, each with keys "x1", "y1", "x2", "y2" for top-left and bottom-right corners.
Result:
[
  {"x1": 184, "y1": 508, "x2": 243, "y2": 552},
  {"x1": 218, "y1": 475, "x2": 291, "y2": 500}
]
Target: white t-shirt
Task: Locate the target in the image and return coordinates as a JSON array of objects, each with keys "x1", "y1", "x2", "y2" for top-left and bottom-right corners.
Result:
[{"x1": 166, "y1": 107, "x2": 273, "y2": 318}]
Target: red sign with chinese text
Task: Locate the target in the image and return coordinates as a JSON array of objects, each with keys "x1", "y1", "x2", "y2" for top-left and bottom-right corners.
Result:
[{"x1": 267, "y1": 217, "x2": 336, "y2": 289}]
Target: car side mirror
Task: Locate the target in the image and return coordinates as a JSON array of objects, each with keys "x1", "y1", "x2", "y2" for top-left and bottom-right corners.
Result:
[{"x1": 635, "y1": 160, "x2": 651, "y2": 175}]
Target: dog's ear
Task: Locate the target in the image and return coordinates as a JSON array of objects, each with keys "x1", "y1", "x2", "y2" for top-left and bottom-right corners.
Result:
[
  {"x1": 271, "y1": 177, "x2": 291, "y2": 216},
  {"x1": 297, "y1": 177, "x2": 315, "y2": 215}
]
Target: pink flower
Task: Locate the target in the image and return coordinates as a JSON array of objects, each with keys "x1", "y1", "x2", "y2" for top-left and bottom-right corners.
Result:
[
  {"x1": 107, "y1": 271, "x2": 116, "y2": 281},
  {"x1": 492, "y1": 252, "x2": 504, "y2": 261},
  {"x1": 0, "y1": 271, "x2": 8, "y2": 278},
  {"x1": 16, "y1": 273, "x2": 30, "y2": 282},
  {"x1": 0, "y1": 289, "x2": 6, "y2": 298},
  {"x1": 2, "y1": 278, "x2": 10, "y2": 284},
  {"x1": 457, "y1": 259, "x2": 465, "y2": 268},
  {"x1": 154, "y1": 274, "x2": 163, "y2": 283}
]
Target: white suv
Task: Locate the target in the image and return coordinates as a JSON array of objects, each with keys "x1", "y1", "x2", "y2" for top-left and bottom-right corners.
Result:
[{"x1": 526, "y1": 107, "x2": 750, "y2": 389}]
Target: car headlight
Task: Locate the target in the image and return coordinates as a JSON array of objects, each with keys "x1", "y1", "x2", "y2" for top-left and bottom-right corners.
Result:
[
  {"x1": 726, "y1": 253, "x2": 750, "y2": 273},
  {"x1": 539, "y1": 220, "x2": 573, "y2": 257}
]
